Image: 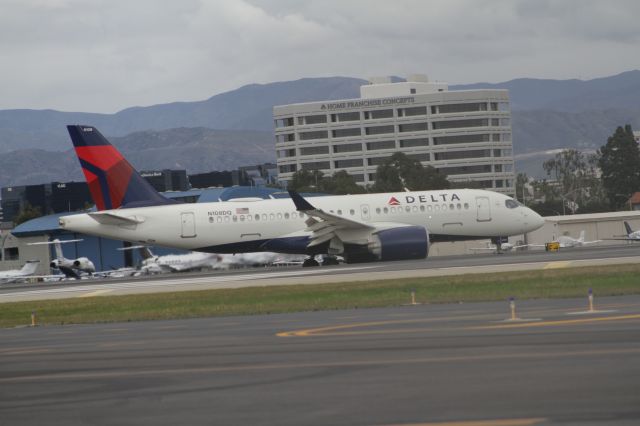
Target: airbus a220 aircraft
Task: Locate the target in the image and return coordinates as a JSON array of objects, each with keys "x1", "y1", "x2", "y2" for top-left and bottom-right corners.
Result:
[{"x1": 58, "y1": 125, "x2": 545, "y2": 266}]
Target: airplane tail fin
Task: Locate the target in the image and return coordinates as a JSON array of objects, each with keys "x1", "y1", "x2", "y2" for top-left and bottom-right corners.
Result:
[
  {"x1": 53, "y1": 239, "x2": 64, "y2": 262},
  {"x1": 624, "y1": 221, "x2": 633, "y2": 235},
  {"x1": 66, "y1": 125, "x2": 178, "y2": 211},
  {"x1": 578, "y1": 230, "x2": 585, "y2": 242},
  {"x1": 20, "y1": 261, "x2": 39, "y2": 276}
]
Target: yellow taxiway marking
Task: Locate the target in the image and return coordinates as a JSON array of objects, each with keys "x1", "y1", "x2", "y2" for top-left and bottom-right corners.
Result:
[
  {"x1": 77, "y1": 289, "x2": 113, "y2": 298},
  {"x1": 543, "y1": 261, "x2": 571, "y2": 269},
  {"x1": 384, "y1": 418, "x2": 546, "y2": 426},
  {"x1": 2, "y1": 347, "x2": 638, "y2": 383},
  {"x1": 472, "y1": 313, "x2": 640, "y2": 330}
]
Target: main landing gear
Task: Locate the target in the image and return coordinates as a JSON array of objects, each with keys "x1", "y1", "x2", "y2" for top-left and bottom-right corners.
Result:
[
  {"x1": 301, "y1": 255, "x2": 341, "y2": 267},
  {"x1": 302, "y1": 257, "x2": 320, "y2": 267}
]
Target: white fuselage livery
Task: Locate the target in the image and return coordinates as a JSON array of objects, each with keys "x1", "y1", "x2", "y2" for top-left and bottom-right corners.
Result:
[{"x1": 59, "y1": 189, "x2": 544, "y2": 259}]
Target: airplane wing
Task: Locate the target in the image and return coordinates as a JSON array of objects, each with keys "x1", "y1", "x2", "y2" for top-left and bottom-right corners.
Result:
[
  {"x1": 581, "y1": 240, "x2": 602, "y2": 245},
  {"x1": 469, "y1": 247, "x2": 496, "y2": 251},
  {"x1": 288, "y1": 190, "x2": 375, "y2": 248},
  {"x1": 602, "y1": 237, "x2": 640, "y2": 241},
  {"x1": 88, "y1": 212, "x2": 145, "y2": 225}
]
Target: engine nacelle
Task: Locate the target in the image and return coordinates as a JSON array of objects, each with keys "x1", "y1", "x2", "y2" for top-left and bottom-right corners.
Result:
[
  {"x1": 73, "y1": 257, "x2": 96, "y2": 273},
  {"x1": 343, "y1": 226, "x2": 429, "y2": 263}
]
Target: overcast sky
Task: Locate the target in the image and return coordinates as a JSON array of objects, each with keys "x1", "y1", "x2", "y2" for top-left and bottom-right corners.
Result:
[{"x1": 2, "y1": 0, "x2": 639, "y2": 113}]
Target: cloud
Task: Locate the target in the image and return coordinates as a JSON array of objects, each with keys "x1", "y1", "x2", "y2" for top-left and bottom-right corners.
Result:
[{"x1": 0, "y1": 0, "x2": 638, "y2": 113}]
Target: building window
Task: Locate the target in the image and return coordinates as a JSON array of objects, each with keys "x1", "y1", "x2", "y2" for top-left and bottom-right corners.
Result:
[
  {"x1": 366, "y1": 140, "x2": 396, "y2": 150},
  {"x1": 334, "y1": 159, "x2": 363, "y2": 168},
  {"x1": 365, "y1": 125, "x2": 394, "y2": 135},
  {"x1": 367, "y1": 156, "x2": 391, "y2": 166},
  {"x1": 398, "y1": 122, "x2": 429, "y2": 133},
  {"x1": 434, "y1": 149, "x2": 491, "y2": 161},
  {"x1": 432, "y1": 119, "x2": 489, "y2": 130},
  {"x1": 299, "y1": 114, "x2": 327, "y2": 125},
  {"x1": 410, "y1": 88, "x2": 416, "y2": 94},
  {"x1": 400, "y1": 138, "x2": 429, "y2": 148},
  {"x1": 352, "y1": 174, "x2": 365, "y2": 182},
  {"x1": 3, "y1": 247, "x2": 18, "y2": 261},
  {"x1": 276, "y1": 133, "x2": 295, "y2": 143},
  {"x1": 433, "y1": 103, "x2": 488, "y2": 114},
  {"x1": 279, "y1": 164, "x2": 297, "y2": 173},
  {"x1": 274, "y1": 117, "x2": 294, "y2": 128},
  {"x1": 364, "y1": 109, "x2": 393, "y2": 120},
  {"x1": 299, "y1": 130, "x2": 328, "y2": 141},
  {"x1": 333, "y1": 143, "x2": 362, "y2": 153},
  {"x1": 398, "y1": 106, "x2": 427, "y2": 117},
  {"x1": 437, "y1": 165, "x2": 492, "y2": 175},
  {"x1": 332, "y1": 128, "x2": 361, "y2": 138},
  {"x1": 433, "y1": 134, "x2": 490, "y2": 145},
  {"x1": 300, "y1": 146, "x2": 329, "y2": 156},
  {"x1": 494, "y1": 164, "x2": 502, "y2": 172},
  {"x1": 301, "y1": 161, "x2": 330, "y2": 171},
  {"x1": 331, "y1": 112, "x2": 360, "y2": 122},
  {"x1": 277, "y1": 148, "x2": 296, "y2": 158},
  {"x1": 406, "y1": 153, "x2": 430, "y2": 162}
]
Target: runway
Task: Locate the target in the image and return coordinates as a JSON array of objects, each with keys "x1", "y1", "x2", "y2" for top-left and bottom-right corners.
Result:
[
  {"x1": 1, "y1": 244, "x2": 640, "y2": 302},
  {"x1": 1, "y1": 295, "x2": 640, "y2": 425}
]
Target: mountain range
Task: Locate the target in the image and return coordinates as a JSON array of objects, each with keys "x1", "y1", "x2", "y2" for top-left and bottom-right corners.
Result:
[{"x1": 0, "y1": 71, "x2": 639, "y2": 187}]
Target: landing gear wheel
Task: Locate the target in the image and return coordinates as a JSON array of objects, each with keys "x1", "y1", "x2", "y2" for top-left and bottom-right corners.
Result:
[
  {"x1": 302, "y1": 257, "x2": 320, "y2": 267},
  {"x1": 322, "y1": 256, "x2": 340, "y2": 266}
]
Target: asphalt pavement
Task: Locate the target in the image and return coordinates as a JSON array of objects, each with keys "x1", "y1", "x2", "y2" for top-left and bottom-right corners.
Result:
[{"x1": 2, "y1": 295, "x2": 640, "y2": 425}]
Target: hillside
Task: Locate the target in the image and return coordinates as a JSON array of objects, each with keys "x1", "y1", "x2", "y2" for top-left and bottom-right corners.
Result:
[{"x1": 0, "y1": 71, "x2": 639, "y2": 186}]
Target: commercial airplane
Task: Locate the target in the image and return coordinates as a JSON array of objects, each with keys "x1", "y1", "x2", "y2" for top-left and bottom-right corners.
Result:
[
  {"x1": 29, "y1": 239, "x2": 96, "y2": 278},
  {"x1": 604, "y1": 221, "x2": 640, "y2": 241},
  {"x1": 58, "y1": 125, "x2": 545, "y2": 266},
  {"x1": 0, "y1": 261, "x2": 40, "y2": 283}
]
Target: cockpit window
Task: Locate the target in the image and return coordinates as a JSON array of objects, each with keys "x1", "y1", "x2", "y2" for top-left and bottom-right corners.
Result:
[{"x1": 505, "y1": 199, "x2": 519, "y2": 209}]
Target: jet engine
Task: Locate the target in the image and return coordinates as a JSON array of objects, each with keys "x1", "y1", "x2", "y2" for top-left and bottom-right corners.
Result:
[
  {"x1": 343, "y1": 226, "x2": 429, "y2": 263},
  {"x1": 72, "y1": 257, "x2": 96, "y2": 273}
]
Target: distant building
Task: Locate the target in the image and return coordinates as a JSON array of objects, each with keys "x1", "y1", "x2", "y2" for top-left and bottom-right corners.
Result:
[
  {"x1": 274, "y1": 74, "x2": 515, "y2": 194},
  {"x1": 634, "y1": 131, "x2": 640, "y2": 144},
  {"x1": 188, "y1": 170, "x2": 247, "y2": 189},
  {"x1": 139, "y1": 169, "x2": 189, "y2": 192},
  {"x1": 628, "y1": 192, "x2": 640, "y2": 210}
]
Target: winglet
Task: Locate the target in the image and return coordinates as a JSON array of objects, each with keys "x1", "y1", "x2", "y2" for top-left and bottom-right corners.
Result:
[{"x1": 288, "y1": 190, "x2": 315, "y2": 211}]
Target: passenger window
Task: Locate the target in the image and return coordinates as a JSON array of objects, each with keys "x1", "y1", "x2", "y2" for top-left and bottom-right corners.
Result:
[
  {"x1": 427, "y1": 205, "x2": 432, "y2": 212},
  {"x1": 405, "y1": 206, "x2": 411, "y2": 213},
  {"x1": 449, "y1": 203, "x2": 454, "y2": 210},
  {"x1": 247, "y1": 215, "x2": 252, "y2": 221},
  {"x1": 262, "y1": 214, "x2": 268, "y2": 221},
  {"x1": 337, "y1": 210, "x2": 342, "y2": 215},
  {"x1": 217, "y1": 217, "x2": 222, "y2": 223},
  {"x1": 285, "y1": 213, "x2": 290, "y2": 219},
  {"x1": 277, "y1": 213, "x2": 283, "y2": 219},
  {"x1": 270, "y1": 213, "x2": 275, "y2": 220},
  {"x1": 442, "y1": 204, "x2": 447, "y2": 210},
  {"x1": 233, "y1": 216, "x2": 238, "y2": 222},
  {"x1": 292, "y1": 212, "x2": 297, "y2": 219},
  {"x1": 391, "y1": 207, "x2": 396, "y2": 213},
  {"x1": 209, "y1": 217, "x2": 214, "y2": 223},
  {"x1": 420, "y1": 205, "x2": 425, "y2": 212},
  {"x1": 240, "y1": 215, "x2": 245, "y2": 222},
  {"x1": 413, "y1": 206, "x2": 418, "y2": 212},
  {"x1": 435, "y1": 205, "x2": 440, "y2": 211},
  {"x1": 457, "y1": 203, "x2": 462, "y2": 210},
  {"x1": 350, "y1": 209, "x2": 355, "y2": 215},
  {"x1": 224, "y1": 216, "x2": 230, "y2": 222},
  {"x1": 255, "y1": 214, "x2": 260, "y2": 221},
  {"x1": 383, "y1": 207, "x2": 389, "y2": 214},
  {"x1": 464, "y1": 203, "x2": 469, "y2": 209}
]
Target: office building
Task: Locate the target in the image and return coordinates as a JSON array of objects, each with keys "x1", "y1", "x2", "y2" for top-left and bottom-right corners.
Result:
[{"x1": 273, "y1": 75, "x2": 515, "y2": 194}]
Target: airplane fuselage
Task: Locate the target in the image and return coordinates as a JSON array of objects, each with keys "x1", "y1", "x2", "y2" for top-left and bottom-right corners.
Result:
[{"x1": 60, "y1": 189, "x2": 544, "y2": 257}]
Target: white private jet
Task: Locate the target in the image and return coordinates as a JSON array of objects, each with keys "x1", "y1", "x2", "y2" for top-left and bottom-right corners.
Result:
[
  {"x1": 119, "y1": 246, "x2": 221, "y2": 274},
  {"x1": 532, "y1": 230, "x2": 601, "y2": 249},
  {"x1": 469, "y1": 241, "x2": 530, "y2": 254},
  {"x1": 604, "y1": 221, "x2": 640, "y2": 241},
  {"x1": 0, "y1": 260, "x2": 40, "y2": 283},
  {"x1": 29, "y1": 239, "x2": 96, "y2": 278},
  {"x1": 58, "y1": 125, "x2": 545, "y2": 266}
]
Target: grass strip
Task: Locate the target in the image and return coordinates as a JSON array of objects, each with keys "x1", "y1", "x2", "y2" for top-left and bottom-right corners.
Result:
[{"x1": 2, "y1": 263, "x2": 640, "y2": 328}]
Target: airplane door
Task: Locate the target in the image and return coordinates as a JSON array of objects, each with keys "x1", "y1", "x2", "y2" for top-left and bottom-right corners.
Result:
[
  {"x1": 181, "y1": 212, "x2": 197, "y2": 238},
  {"x1": 360, "y1": 204, "x2": 371, "y2": 221},
  {"x1": 475, "y1": 197, "x2": 491, "y2": 222}
]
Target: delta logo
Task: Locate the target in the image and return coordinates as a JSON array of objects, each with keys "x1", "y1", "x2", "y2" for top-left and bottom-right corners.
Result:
[{"x1": 388, "y1": 197, "x2": 401, "y2": 205}]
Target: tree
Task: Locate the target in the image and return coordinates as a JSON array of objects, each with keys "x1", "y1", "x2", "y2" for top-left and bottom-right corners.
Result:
[
  {"x1": 13, "y1": 202, "x2": 43, "y2": 225},
  {"x1": 598, "y1": 125, "x2": 640, "y2": 210},
  {"x1": 370, "y1": 152, "x2": 449, "y2": 192},
  {"x1": 515, "y1": 172, "x2": 531, "y2": 204},
  {"x1": 541, "y1": 149, "x2": 604, "y2": 214},
  {"x1": 287, "y1": 169, "x2": 365, "y2": 194}
]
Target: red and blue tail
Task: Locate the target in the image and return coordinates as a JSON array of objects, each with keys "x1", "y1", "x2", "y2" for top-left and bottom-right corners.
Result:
[{"x1": 67, "y1": 125, "x2": 178, "y2": 211}]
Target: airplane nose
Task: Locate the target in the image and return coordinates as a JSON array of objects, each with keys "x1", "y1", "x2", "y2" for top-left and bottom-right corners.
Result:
[{"x1": 528, "y1": 208, "x2": 545, "y2": 230}]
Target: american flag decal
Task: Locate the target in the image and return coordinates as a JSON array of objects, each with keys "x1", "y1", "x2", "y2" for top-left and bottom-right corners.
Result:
[{"x1": 236, "y1": 207, "x2": 249, "y2": 214}]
